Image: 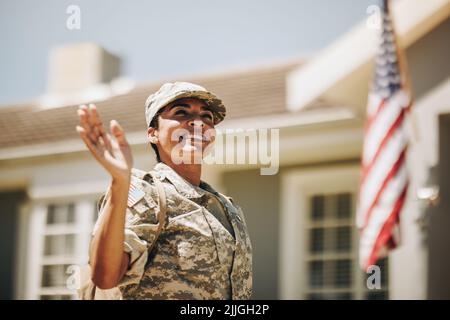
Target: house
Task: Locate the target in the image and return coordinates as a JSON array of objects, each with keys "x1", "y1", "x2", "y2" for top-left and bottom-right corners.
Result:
[{"x1": 0, "y1": 0, "x2": 449, "y2": 300}]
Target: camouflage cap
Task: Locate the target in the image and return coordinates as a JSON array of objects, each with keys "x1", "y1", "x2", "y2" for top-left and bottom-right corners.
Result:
[{"x1": 145, "y1": 81, "x2": 226, "y2": 127}]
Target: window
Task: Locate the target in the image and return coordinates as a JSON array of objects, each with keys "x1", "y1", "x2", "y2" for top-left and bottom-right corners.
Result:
[
  {"x1": 28, "y1": 200, "x2": 98, "y2": 300},
  {"x1": 305, "y1": 193, "x2": 389, "y2": 300}
]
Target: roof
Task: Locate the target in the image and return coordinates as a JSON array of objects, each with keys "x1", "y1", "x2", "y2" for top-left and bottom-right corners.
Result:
[{"x1": 0, "y1": 60, "x2": 302, "y2": 150}]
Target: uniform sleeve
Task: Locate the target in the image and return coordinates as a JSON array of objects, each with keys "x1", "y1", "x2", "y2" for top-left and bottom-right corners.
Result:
[{"x1": 92, "y1": 184, "x2": 161, "y2": 287}]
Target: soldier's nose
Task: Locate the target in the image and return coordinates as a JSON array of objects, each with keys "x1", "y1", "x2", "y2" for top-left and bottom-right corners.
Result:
[{"x1": 188, "y1": 119, "x2": 205, "y2": 128}]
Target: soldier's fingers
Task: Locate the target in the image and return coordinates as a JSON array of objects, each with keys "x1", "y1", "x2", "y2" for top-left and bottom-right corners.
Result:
[
  {"x1": 78, "y1": 107, "x2": 92, "y2": 132},
  {"x1": 110, "y1": 120, "x2": 129, "y2": 148},
  {"x1": 77, "y1": 107, "x2": 88, "y2": 128},
  {"x1": 76, "y1": 126, "x2": 122, "y2": 178},
  {"x1": 87, "y1": 104, "x2": 99, "y2": 130},
  {"x1": 78, "y1": 106, "x2": 98, "y2": 143},
  {"x1": 109, "y1": 134, "x2": 122, "y2": 152},
  {"x1": 77, "y1": 125, "x2": 110, "y2": 167},
  {"x1": 87, "y1": 104, "x2": 102, "y2": 141},
  {"x1": 76, "y1": 125, "x2": 84, "y2": 135},
  {"x1": 79, "y1": 104, "x2": 91, "y2": 127},
  {"x1": 109, "y1": 135, "x2": 124, "y2": 161},
  {"x1": 76, "y1": 125, "x2": 100, "y2": 156},
  {"x1": 89, "y1": 104, "x2": 112, "y2": 153},
  {"x1": 103, "y1": 133, "x2": 114, "y2": 156},
  {"x1": 88, "y1": 104, "x2": 101, "y2": 124}
]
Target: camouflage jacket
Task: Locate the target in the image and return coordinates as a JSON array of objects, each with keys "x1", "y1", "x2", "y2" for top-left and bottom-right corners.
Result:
[{"x1": 93, "y1": 162, "x2": 253, "y2": 300}]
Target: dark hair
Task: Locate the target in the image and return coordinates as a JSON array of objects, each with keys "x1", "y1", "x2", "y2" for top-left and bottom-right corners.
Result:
[{"x1": 149, "y1": 109, "x2": 163, "y2": 162}]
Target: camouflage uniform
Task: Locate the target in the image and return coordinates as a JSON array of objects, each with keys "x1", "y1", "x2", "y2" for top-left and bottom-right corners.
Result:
[{"x1": 93, "y1": 162, "x2": 253, "y2": 300}]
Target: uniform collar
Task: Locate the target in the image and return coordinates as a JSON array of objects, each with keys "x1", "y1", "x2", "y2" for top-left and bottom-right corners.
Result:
[{"x1": 152, "y1": 162, "x2": 217, "y2": 199}]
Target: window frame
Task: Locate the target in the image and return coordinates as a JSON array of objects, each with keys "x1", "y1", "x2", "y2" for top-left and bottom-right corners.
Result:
[
  {"x1": 24, "y1": 197, "x2": 98, "y2": 300},
  {"x1": 279, "y1": 164, "x2": 388, "y2": 299}
]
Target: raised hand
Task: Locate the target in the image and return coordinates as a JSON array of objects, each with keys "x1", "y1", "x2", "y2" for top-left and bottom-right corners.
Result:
[{"x1": 76, "y1": 104, "x2": 133, "y2": 181}]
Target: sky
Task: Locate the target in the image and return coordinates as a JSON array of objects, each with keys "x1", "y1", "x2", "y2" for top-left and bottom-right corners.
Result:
[{"x1": 0, "y1": 0, "x2": 376, "y2": 106}]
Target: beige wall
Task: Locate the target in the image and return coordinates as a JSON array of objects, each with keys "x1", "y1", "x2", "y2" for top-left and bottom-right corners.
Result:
[
  {"x1": 223, "y1": 169, "x2": 280, "y2": 299},
  {"x1": 407, "y1": 18, "x2": 450, "y2": 101},
  {"x1": 427, "y1": 114, "x2": 450, "y2": 298}
]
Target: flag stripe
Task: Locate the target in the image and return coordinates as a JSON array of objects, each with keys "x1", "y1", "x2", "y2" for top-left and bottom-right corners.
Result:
[
  {"x1": 359, "y1": 127, "x2": 407, "y2": 219},
  {"x1": 364, "y1": 99, "x2": 386, "y2": 135},
  {"x1": 364, "y1": 184, "x2": 408, "y2": 270},
  {"x1": 361, "y1": 146, "x2": 406, "y2": 230},
  {"x1": 363, "y1": 91, "x2": 408, "y2": 164},
  {"x1": 361, "y1": 107, "x2": 406, "y2": 186},
  {"x1": 359, "y1": 170, "x2": 408, "y2": 267}
]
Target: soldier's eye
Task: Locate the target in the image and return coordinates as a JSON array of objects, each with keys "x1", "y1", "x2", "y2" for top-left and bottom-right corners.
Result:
[
  {"x1": 175, "y1": 109, "x2": 188, "y2": 116},
  {"x1": 202, "y1": 113, "x2": 213, "y2": 120}
]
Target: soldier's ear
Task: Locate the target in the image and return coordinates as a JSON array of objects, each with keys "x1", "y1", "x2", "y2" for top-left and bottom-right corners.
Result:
[{"x1": 147, "y1": 127, "x2": 159, "y2": 144}]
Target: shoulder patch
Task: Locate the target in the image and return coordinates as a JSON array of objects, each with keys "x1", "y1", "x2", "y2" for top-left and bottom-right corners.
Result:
[{"x1": 127, "y1": 182, "x2": 145, "y2": 207}]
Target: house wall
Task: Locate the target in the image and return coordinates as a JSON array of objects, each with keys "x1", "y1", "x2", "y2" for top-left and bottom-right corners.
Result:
[
  {"x1": 427, "y1": 113, "x2": 450, "y2": 299},
  {"x1": 392, "y1": 16, "x2": 450, "y2": 298},
  {"x1": 407, "y1": 17, "x2": 450, "y2": 101},
  {"x1": 223, "y1": 169, "x2": 280, "y2": 299}
]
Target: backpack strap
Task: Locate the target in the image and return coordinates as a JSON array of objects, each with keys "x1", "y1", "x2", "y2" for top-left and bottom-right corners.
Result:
[{"x1": 146, "y1": 171, "x2": 167, "y2": 254}]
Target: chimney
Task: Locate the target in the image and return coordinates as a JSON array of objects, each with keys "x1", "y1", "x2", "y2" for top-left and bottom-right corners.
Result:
[
  {"x1": 47, "y1": 42, "x2": 120, "y2": 94},
  {"x1": 38, "y1": 43, "x2": 133, "y2": 108}
]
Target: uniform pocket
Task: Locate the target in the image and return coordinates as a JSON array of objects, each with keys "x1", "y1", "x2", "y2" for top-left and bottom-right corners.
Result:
[
  {"x1": 176, "y1": 239, "x2": 219, "y2": 272},
  {"x1": 167, "y1": 208, "x2": 221, "y2": 271}
]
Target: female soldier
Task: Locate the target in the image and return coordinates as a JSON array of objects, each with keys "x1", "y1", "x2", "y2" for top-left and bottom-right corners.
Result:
[{"x1": 76, "y1": 82, "x2": 252, "y2": 299}]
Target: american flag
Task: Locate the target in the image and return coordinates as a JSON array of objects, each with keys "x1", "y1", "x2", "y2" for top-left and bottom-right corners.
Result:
[
  {"x1": 127, "y1": 182, "x2": 145, "y2": 207},
  {"x1": 357, "y1": 0, "x2": 412, "y2": 270}
]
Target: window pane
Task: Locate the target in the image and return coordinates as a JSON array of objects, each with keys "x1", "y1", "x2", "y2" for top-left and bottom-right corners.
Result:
[
  {"x1": 44, "y1": 234, "x2": 76, "y2": 256},
  {"x1": 309, "y1": 261, "x2": 324, "y2": 288},
  {"x1": 335, "y1": 226, "x2": 352, "y2": 252},
  {"x1": 47, "y1": 204, "x2": 75, "y2": 225},
  {"x1": 306, "y1": 192, "x2": 388, "y2": 300},
  {"x1": 311, "y1": 196, "x2": 325, "y2": 221},
  {"x1": 323, "y1": 260, "x2": 334, "y2": 287},
  {"x1": 337, "y1": 193, "x2": 352, "y2": 219},
  {"x1": 41, "y1": 264, "x2": 71, "y2": 287},
  {"x1": 335, "y1": 259, "x2": 352, "y2": 288},
  {"x1": 310, "y1": 228, "x2": 324, "y2": 253}
]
